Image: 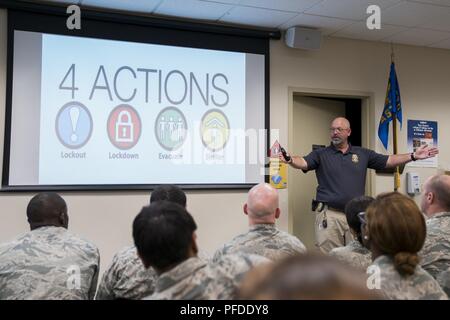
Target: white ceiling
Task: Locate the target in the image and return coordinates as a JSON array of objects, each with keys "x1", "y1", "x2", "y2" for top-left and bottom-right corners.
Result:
[{"x1": 18, "y1": 0, "x2": 450, "y2": 49}]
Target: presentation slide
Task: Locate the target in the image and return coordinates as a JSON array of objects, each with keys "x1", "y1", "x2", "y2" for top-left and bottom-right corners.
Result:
[{"x1": 8, "y1": 31, "x2": 266, "y2": 186}]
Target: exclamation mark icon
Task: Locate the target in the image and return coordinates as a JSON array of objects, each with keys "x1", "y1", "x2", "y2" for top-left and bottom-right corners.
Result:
[{"x1": 69, "y1": 106, "x2": 80, "y2": 142}]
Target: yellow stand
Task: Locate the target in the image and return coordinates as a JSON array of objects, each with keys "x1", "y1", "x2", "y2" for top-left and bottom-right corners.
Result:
[{"x1": 269, "y1": 157, "x2": 287, "y2": 189}]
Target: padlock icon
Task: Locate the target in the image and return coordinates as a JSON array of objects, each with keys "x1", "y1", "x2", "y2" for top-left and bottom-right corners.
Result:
[{"x1": 115, "y1": 110, "x2": 134, "y2": 143}]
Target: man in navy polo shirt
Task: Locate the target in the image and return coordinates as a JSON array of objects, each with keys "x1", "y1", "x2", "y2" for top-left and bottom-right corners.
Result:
[{"x1": 280, "y1": 117, "x2": 438, "y2": 253}]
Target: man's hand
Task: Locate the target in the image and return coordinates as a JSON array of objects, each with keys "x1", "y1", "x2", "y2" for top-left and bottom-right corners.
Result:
[
  {"x1": 386, "y1": 144, "x2": 439, "y2": 168},
  {"x1": 414, "y1": 144, "x2": 439, "y2": 160},
  {"x1": 278, "y1": 154, "x2": 309, "y2": 170},
  {"x1": 278, "y1": 153, "x2": 291, "y2": 164}
]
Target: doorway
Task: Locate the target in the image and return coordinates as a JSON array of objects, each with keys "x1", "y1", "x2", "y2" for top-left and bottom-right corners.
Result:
[{"x1": 287, "y1": 89, "x2": 374, "y2": 250}]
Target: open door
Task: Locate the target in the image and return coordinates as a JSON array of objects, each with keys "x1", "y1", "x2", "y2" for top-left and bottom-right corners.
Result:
[{"x1": 289, "y1": 95, "x2": 366, "y2": 250}]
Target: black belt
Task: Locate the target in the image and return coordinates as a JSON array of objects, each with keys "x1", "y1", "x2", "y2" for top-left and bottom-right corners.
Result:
[
  {"x1": 312, "y1": 200, "x2": 344, "y2": 213},
  {"x1": 327, "y1": 206, "x2": 344, "y2": 213}
]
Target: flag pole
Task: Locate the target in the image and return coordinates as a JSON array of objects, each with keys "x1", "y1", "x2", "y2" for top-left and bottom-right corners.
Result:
[
  {"x1": 393, "y1": 109, "x2": 400, "y2": 191},
  {"x1": 391, "y1": 43, "x2": 400, "y2": 191}
]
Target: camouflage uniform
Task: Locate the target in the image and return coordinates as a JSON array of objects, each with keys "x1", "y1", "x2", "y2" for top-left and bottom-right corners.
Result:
[
  {"x1": 0, "y1": 226, "x2": 99, "y2": 300},
  {"x1": 329, "y1": 240, "x2": 372, "y2": 271},
  {"x1": 95, "y1": 246, "x2": 157, "y2": 300},
  {"x1": 145, "y1": 253, "x2": 269, "y2": 300},
  {"x1": 370, "y1": 255, "x2": 448, "y2": 300},
  {"x1": 420, "y1": 212, "x2": 450, "y2": 296},
  {"x1": 212, "y1": 224, "x2": 306, "y2": 262},
  {"x1": 96, "y1": 246, "x2": 211, "y2": 300}
]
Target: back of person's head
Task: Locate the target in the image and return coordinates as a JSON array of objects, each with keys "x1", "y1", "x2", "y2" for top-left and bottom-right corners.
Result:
[
  {"x1": 238, "y1": 253, "x2": 380, "y2": 300},
  {"x1": 133, "y1": 200, "x2": 197, "y2": 273},
  {"x1": 245, "y1": 183, "x2": 280, "y2": 223},
  {"x1": 366, "y1": 192, "x2": 426, "y2": 276},
  {"x1": 421, "y1": 174, "x2": 450, "y2": 215},
  {"x1": 345, "y1": 196, "x2": 375, "y2": 244},
  {"x1": 26, "y1": 192, "x2": 68, "y2": 230},
  {"x1": 150, "y1": 184, "x2": 187, "y2": 207}
]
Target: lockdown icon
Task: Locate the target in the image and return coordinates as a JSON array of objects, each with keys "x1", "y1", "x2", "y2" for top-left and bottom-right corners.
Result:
[{"x1": 107, "y1": 104, "x2": 141, "y2": 150}]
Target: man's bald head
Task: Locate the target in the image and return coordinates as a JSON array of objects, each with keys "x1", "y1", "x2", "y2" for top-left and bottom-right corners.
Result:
[
  {"x1": 27, "y1": 192, "x2": 68, "y2": 230},
  {"x1": 331, "y1": 117, "x2": 351, "y2": 129},
  {"x1": 245, "y1": 183, "x2": 280, "y2": 223},
  {"x1": 421, "y1": 175, "x2": 450, "y2": 215}
]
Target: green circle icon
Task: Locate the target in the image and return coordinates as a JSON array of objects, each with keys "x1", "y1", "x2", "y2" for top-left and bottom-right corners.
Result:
[{"x1": 155, "y1": 107, "x2": 188, "y2": 151}]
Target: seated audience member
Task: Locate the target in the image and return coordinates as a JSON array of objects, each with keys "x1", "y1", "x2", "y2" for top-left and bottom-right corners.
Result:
[
  {"x1": 420, "y1": 174, "x2": 450, "y2": 296},
  {"x1": 133, "y1": 201, "x2": 269, "y2": 300},
  {"x1": 97, "y1": 185, "x2": 208, "y2": 300},
  {"x1": 363, "y1": 192, "x2": 447, "y2": 300},
  {"x1": 437, "y1": 269, "x2": 450, "y2": 296},
  {"x1": 329, "y1": 196, "x2": 374, "y2": 270},
  {"x1": 213, "y1": 183, "x2": 306, "y2": 262},
  {"x1": 238, "y1": 253, "x2": 380, "y2": 300},
  {"x1": 0, "y1": 193, "x2": 99, "y2": 300}
]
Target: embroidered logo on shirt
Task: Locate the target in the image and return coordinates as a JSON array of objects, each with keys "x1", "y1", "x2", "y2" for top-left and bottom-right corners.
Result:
[{"x1": 352, "y1": 154, "x2": 359, "y2": 163}]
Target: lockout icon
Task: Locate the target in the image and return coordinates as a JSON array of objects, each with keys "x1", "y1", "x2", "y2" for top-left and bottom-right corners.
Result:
[{"x1": 56, "y1": 101, "x2": 93, "y2": 149}]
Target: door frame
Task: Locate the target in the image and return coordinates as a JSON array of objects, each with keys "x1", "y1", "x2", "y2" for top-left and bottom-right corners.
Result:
[{"x1": 287, "y1": 87, "x2": 376, "y2": 233}]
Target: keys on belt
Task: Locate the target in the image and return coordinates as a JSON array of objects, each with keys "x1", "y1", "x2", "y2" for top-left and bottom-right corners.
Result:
[{"x1": 312, "y1": 200, "x2": 328, "y2": 229}]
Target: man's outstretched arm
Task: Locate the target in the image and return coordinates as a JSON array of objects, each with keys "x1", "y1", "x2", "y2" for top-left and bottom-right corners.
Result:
[
  {"x1": 278, "y1": 154, "x2": 308, "y2": 170},
  {"x1": 386, "y1": 144, "x2": 439, "y2": 168}
]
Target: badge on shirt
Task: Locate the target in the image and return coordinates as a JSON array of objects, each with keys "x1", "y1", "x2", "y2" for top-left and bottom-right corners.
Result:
[{"x1": 352, "y1": 154, "x2": 359, "y2": 163}]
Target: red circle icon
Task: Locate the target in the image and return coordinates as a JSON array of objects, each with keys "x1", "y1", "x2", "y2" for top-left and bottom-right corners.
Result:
[{"x1": 107, "y1": 104, "x2": 141, "y2": 150}]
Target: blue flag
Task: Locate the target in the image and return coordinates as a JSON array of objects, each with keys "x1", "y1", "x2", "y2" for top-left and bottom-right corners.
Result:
[{"x1": 378, "y1": 62, "x2": 402, "y2": 149}]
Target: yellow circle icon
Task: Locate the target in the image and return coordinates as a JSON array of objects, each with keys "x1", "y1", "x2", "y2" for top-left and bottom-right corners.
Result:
[{"x1": 200, "y1": 109, "x2": 230, "y2": 152}]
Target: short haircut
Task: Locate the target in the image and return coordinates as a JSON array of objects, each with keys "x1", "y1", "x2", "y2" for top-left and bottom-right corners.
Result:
[
  {"x1": 246, "y1": 183, "x2": 279, "y2": 219},
  {"x1": 26, "y1": 192, "x2": 67, "y2": 225},
  {"x1": 150, "y1": 185, "x2": 187, "y2": 207},
  {"x1": 345, "y1": 196, "x2": 375, "y2": 243},
  {"x1": 427, "y1": 175, "x2": 450, "y2": 211},
  {"x1": 133, "y1": 201, "x2": 197, "y2": 270},
  {"x1": 366, "y1": 192, "x2": 426, "y2": 276}
]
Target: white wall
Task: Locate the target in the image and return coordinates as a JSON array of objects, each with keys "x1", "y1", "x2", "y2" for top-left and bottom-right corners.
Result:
[{"x1": 1, "y1": 7, "x2": 449, "y2": 278}]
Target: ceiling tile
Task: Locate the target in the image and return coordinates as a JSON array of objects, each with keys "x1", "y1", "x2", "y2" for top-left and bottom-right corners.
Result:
[
  {"x1": 408, "y1": 0, "x2": 450, "y2": 6},
  {"x1": 199, "y1": 0, "x2": 242, "y2": 4},
  {"x1": 19, "y1": 0, "x2": 450, "y2": 51},
  {"x1": 333, "y1": 22, "x2": 408, "y2": 41},
  {"x1": 280, "y1": 14, "x2": 355, "y2": 35},
  {"x1": 382, "y1": 28, "x2": 450, "y2": 46},
  {"x1": 22, "y1": 0, "x2": 80, "y2": 4},
  {"x1": 382, "y1": 1, "x2": 445, "y2": 27},
  {"x1": 81, "y1": 0, "x2": 161, "y2": 13},
  {"x1": 417, "y1": 6, "x2": 450, "y2": 31},
  {"x1": 429, "y1": 37, "x2": 450, "y2": 49},
  {"x1": 155, "y1": 0, "x2": 233, "y2": 20},
  {"x1": 305, "y1": 0, "x2": 402, "y2": 20},
  {"x1": 239, "y1": 0, "x2": 322, "y2": 13},
  {"x1": 219, "y1": 6, "x2": 298, "y2": 28}
]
